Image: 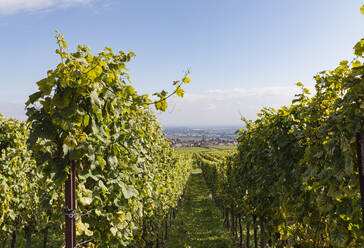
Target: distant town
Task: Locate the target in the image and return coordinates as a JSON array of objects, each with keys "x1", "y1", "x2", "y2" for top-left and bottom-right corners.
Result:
[{"x1": 163, "y1": 126, "x2": 241, "y2": 147}]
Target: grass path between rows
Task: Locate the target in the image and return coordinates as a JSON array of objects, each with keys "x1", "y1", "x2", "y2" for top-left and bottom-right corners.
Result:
[{"x1": 166, "y1": 170, "x2": 233, "y2": 248}]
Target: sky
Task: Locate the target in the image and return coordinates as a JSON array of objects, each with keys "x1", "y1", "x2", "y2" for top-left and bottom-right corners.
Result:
[{"x1": 0, "y1": 0, "x2": 363, "y2": 126}]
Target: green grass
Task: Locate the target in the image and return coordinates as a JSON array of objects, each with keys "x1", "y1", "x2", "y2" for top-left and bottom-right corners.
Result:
[{"x1": 166, "y1": 172, "x2": 233, "y2": 248}]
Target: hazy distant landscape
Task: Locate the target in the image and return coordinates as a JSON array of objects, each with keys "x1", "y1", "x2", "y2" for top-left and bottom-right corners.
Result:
[{"x1": 163, "y1": 126, "x2": 240, "y2": 147}]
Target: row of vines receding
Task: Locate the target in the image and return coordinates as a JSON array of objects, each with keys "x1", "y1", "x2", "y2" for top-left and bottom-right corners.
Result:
[
  {"x1": 195, "y1": 35, "x2": 364, "y2": 247},
  {"x1": 0, "y1": 32, "x2": 192, "y2": 248}
]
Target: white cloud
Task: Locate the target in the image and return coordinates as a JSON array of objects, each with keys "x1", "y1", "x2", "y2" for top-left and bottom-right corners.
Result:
[
  {"x1": 158, "y1": 86, "x2": 310, "y2": 126},
  {"x1": 0, "y1": 0, "x2": 92, "y2": 15},
  {"x1": 0, "y1": 86, "x2": 313, "y2": 127}
]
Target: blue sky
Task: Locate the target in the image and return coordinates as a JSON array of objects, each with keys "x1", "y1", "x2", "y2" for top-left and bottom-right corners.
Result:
[{"x1": 0, "y1": 0, "x2": 363, "y2": 126}]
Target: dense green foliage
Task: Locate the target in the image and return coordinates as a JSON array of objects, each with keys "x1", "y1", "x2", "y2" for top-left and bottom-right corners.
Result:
[
  {"x1": 196, "y1": 38, "x2": 364, "y2": 247},
  {"x1": 0, "y1": 115, "x2": 63, "y2": 247},
  {"x1": 0, "y1": 115, "x2": 39, "y2": 244},
  {"x1": 0, "y1": 33, "x2": 192, "y2": 247}
]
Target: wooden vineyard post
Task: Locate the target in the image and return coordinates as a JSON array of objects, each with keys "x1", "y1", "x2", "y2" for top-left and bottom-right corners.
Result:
[
  {"x1": 253, "y1": 215, "x2": 258, "y2": 248},
  {"x1": 239, "y1": 216, "x2": 242, "y2": 248},
  {"x1": 357, "y1": 131, "x2": 364, "y2": 227},
  {"x1": 65, "y1": 161, "x2": 76, "y2": 248}
]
